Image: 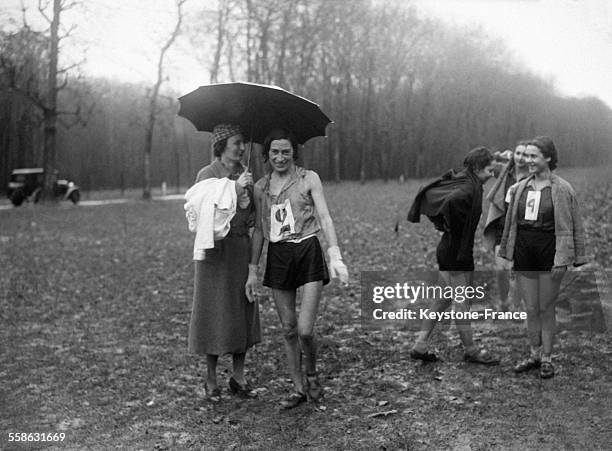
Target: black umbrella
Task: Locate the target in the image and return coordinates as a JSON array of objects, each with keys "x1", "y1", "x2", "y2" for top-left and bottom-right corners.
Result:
[{"x1": 177, "y1": 82, "x2": 332, "y2": 147}]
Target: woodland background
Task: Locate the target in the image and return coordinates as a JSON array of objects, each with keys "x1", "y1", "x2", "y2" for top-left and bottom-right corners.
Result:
[{"x1": 1, "y1": 0, "x2": 612, "y2": 195}]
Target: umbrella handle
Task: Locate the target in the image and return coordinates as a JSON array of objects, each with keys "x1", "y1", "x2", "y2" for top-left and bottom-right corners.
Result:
[
  {"x1": 246, "y1": 112, "x2": 255, "y2": 170},
  {"x1": 246, "y1": 140, "x2": 252, "y2": 169}
]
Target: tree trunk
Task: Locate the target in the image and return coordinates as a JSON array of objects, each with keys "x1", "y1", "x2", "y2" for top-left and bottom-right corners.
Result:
[
  {"x1": 172, "y1": 124, "x2": 181, "y2": 193},
  {"x1": 143, "y1": 0, "x2": 184, "y2": 200},
  {"x1": 275, "y1": 1, "x2": 294, "y2": 86},
  {"x1": 245, "y1": 0, "x2": 254, "y2": 82},
  {"x1": 360, "y1": 63, "x2": 374, "y2": 184},
  {"x1": 143, "y1": 91, "x2": 156, "y2": 200},
  {"x1": 210, "y1": 0, "x2": 227, "y2": 84},
  {"x1": 41, "y1": 0, "x2": 60, "y2": 201}
]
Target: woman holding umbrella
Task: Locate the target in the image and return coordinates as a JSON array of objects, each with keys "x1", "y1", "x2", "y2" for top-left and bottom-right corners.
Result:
[
  {"x1": 245, "y1": 128, "x2": 349, "y2": 409},
  {"x1": 186, "y1": 124, "x2": 261, "y2": 401}
]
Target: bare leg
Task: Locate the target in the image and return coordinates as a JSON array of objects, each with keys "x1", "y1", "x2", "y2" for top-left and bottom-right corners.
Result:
[
  {"x1": 413, "y1": 271, "x2": 467, "y2": 353},
  {"x1": 206, "y1": 354, "x2": 219, "y2": 390},
  {"x1": 509, "y1": 271, "x2": 523, "y2": 310},
  {"x1": 232, "y1": 352, "x2": 246, "y2": 385},
  {"x1": 518, "y1": 274, "x2": 541, "y2": 349},
  {"x1": 297, "y1": 281, "x2": 323, "y2": 376},
  {"x1": 272, "y1": 288, "x2": 303, "y2": 393},
  {"x1": 495, "y1": 245, "x2": 511, "y2": 310},
  {"x1": 412, "y1": 297, "x2": 452, "y2": 352},
  {"x1": 539, "y1": 272, "x2": 563, "y2": 357},
  {"x1": 445, "y1": 271, "x2": 476, "y2": 352},
  {"x1": 496, "y1": 269, "x2": 510, "y2": 308}
]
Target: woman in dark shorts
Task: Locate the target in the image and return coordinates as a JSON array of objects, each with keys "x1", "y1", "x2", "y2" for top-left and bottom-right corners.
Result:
[
  {"x1": 408, "y1": 147, "x2": 499, "y2": 365},
  {"x1": 499, "y1": 136, "x2": 587, "y2": 378},
  {"x1": 245, "y1": 128, "x2": 348, "y2": 408}
]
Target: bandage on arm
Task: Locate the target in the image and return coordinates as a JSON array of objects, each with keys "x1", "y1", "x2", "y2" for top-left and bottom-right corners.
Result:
[{"x1": 327, "y1": 245, "x2": 349, "y2": 283}]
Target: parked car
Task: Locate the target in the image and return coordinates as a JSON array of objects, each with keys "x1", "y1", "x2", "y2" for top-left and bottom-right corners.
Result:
[{"x1": 7, "y1": 168, "x2": 80, "y2": 206}]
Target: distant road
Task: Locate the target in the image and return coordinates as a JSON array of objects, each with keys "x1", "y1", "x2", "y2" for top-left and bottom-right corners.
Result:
[{"x1": 0, "y1": 194, "x2": 184, "y2": 211}]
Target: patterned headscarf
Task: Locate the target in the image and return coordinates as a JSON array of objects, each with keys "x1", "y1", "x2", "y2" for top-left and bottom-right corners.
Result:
[{"x1": 211, "y1": 124, "x2": 243, "y2": 146}]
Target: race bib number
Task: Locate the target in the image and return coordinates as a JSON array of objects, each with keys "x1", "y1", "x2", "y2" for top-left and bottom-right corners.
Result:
[
  {"x1": 524, "y1": 190, "x2": 541, "y2": 221},
  {"x1": 270, "y1": 199, "x2": 296, "y2": 242}
]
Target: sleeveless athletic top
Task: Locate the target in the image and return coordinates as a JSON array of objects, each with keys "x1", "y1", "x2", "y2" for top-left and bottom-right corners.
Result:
[{"x1": 256, "y1": 166, "x2": 320, "y2": 243}]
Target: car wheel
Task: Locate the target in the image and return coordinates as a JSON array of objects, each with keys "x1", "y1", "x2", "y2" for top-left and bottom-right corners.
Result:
[
  {"x1": 69, "y1": 190, "x2": 80, "y2": 204},
  {"x1": 10, "y1": 190, "x2": 25, "y2": 206}
]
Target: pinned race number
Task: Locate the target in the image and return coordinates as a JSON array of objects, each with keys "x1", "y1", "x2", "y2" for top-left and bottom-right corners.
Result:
[
  {"x1": 270, "y1": 198, "x2": 296, "y2": 242},
  {"x1": 524, "y1": 190, "x2": 541, "y2": 221}
]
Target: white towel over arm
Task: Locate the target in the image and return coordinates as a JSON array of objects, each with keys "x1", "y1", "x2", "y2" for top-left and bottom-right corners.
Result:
[{"x1": 184, "y1": 178, "x2": 237, "y2": 260}]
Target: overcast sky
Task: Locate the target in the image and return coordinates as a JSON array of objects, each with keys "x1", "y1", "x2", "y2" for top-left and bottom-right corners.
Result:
[
  {"x1": 414, "y1": 0, "x2": 612, "y2": 107},
  {"x1": 2, "y1": 0, "x2": 611, "y2": 107}
]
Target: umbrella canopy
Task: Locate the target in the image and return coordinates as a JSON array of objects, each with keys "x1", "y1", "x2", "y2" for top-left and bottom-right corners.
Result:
[{"x1": 177, "y1": 82, "x2": 332, "y2": 145}]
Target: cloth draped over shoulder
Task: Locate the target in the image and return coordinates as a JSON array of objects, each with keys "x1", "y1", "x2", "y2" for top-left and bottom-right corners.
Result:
[
  {"x1": 407, "y1": 169, "x2": 483, "y2": 263},
  {"x1": 184, "y1": 177, "x2": 237, "y2": 260},
  {"x1": 483, "y1": 162, "x2": 513, "y2": 251},
  {"x1": 498, "y1": 173, "x2": 588, "y2": 267}
]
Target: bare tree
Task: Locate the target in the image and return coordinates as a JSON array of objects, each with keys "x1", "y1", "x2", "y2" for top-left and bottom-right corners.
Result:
[
  {"x1": 1, "y1": 0, "x2": 87, "y2": 200},
  {"x1": 0, "y1": 26, "x2": 48, "y2": 184},
  {"x1": 142, "y1": 0, "x2": 187, "y2": 200},
  {"x1": 210, "y1": 0, "x2": 236, "y2": 83},
  {"x1": 41, "y1": 0, "x2": 61, "y2": 199}
]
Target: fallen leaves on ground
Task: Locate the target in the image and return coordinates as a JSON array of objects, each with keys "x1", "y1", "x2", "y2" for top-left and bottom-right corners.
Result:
[{"x1": 1, "y1": 168, "x2": 611, "y2": 450}]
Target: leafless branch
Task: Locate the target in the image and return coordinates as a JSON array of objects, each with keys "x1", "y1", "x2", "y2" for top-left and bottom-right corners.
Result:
[
  {"x1": 59, "y1": 23, "x2": 77, "y2": 41},
  {"x1": 57, "y1": 104, "x2": 78, "y2": 116},
  {"x1": 38, "y1": 0, "x2": 52, "y2": 24},
  {"x1": 148, "y1": 0, "x2": 186, "y2": 101},
  {"x1": 57, "y1": 75, "x2": 69, "y2": 91},
  {"x1": 60, "y1": 0, "x2": 79, "y2": 10},
  {"x1": 158, "y1": 0, "x2": 187, "y2": 68},
  {"x1": 8, "y1": 85, "x2": 47, "y2": 112},
  {"x1": 57, "y1": 99, "x2": 94, "y2": 128},
  {"x1": 57, "y1": 59, "x2": 83, "y2": 74},
  {"x1": 20, "y1": 1, "x2": 29, "y2": 27}
]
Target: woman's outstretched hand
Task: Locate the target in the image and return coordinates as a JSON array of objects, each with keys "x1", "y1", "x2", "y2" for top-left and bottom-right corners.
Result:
[{"x1": 245, "y1": 264, "x2": 259, "y2": 303}]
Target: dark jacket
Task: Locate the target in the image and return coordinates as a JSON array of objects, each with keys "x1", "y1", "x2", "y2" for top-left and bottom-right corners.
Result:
[{"x1": 408, "y1": 169, "x2": 484, "y2": 263}]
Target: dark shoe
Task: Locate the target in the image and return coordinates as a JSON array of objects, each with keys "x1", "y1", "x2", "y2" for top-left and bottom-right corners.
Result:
[
  {"x1": 205, "y1": 383, "x2": 221, "y2": 403},
  {"x1": 464, "y1": 348, "x2": 500, "y2": 365},
  {"x1": 540, "y1": 361, "x2": 555, "y2": 379},
  {"x1": 305, "y1": 374, "x2": 322, "y2": 401},
  {"x1": 410, "y1": 349, "x2": 439, "y2": 362},
  {"x1": 228, "y1": 377, "x2": 256, "y2": 398},
  {"x1": 513, "y1": 357, "x2": 541, "y2": 373},
  {"x1": 280, "y1": 392, "x2": 307, "y2": 409}
]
